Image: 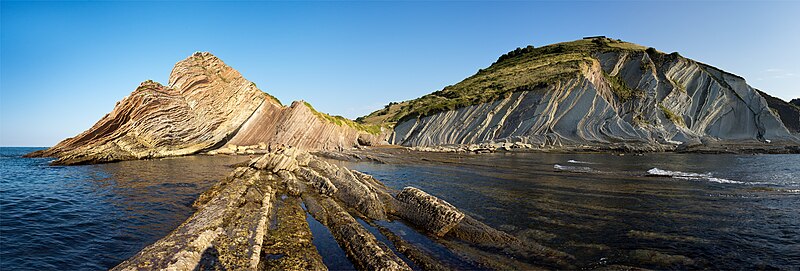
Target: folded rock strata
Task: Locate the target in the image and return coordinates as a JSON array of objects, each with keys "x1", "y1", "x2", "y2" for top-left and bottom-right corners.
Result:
[
  {"x1": 114, "y1": 148, "x2": 571, "y2": 270},
  {"x1": 29, "y1": 39, "x2": 799, "y2": 165},
  {"x1": 26, "y1": 52, "x2": 384, "y2": 165},
  {"x1": 362, "y1": 39, "x2": 799, "y2": 151}
]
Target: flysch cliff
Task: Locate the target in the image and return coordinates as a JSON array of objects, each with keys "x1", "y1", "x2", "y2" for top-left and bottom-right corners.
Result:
[
  {"x1": 26, "y1": 52, "x2": 385, "y2": 165},
  {"x1": 359, "y1": 38, "x2": 799, "y2": 152}
]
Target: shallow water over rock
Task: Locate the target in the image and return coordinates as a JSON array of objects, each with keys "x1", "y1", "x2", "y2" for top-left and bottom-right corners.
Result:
[{"x1": 333, "y1": 151, "x2": 800, "y2": 269}]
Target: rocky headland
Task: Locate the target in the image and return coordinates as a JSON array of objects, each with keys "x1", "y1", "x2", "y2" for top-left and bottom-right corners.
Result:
[
  {"x1": 360, "y1": 38, "x2": 800, "y2": 153},
  {"x1": 25, "y1": 52, "x2": 385, "y2": 165}
]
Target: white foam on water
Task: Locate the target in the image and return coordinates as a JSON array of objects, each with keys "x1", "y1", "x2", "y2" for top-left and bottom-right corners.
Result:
[
  {"x1": 567, "y1": 159, "x2": 596, "y2": 164},
  {"x1": 554, "y1": 164, "x2": 594, "y2": 173},
  {"x1": 647, "y1": 168, "x2": 743, "y2": 184},
  {"x1": 707, "y1": 177, "x2": 744, "y2": 184},
  {"x1": 673, "y1": 176, "x2": 703, "y2": 180},
  {"x1": 647, "y1": 168, "x2": 711, "y2": 178}
]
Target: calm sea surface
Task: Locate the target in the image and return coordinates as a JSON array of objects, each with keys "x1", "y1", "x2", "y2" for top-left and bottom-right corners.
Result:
[
  {"x1": 2, "y1": 147, "x2": 799, "y2": 270},
  {"x1": 0, "y1": 147, "x2": 249, "y2": 270}
]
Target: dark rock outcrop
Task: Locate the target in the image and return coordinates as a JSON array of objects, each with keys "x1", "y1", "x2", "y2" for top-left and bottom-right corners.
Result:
[{"x1": 757, "y1": 90, "x2": 800, "y2": 133}]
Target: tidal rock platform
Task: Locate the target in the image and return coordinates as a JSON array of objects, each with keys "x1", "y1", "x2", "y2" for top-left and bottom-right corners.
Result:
[{"x1": 112, "y1": 148, "x2": 571, "y2": 270}]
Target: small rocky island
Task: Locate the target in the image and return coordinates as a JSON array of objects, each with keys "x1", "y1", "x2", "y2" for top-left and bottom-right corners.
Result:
[{"x1": 26, "y1": 38, "x2": 800, "y2": 270}]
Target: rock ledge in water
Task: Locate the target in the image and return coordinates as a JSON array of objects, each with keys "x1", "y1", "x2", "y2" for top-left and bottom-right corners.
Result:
[{"x1": 113, "y1": 147, "x2": 571, "y2": 270}]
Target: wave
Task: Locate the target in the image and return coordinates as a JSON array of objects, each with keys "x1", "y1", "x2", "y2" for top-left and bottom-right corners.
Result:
[
  {"x1": 647, "y1": 168, "x2": 711, "y2": 179},
  {"x1": 567, "y1": 160, "x2": 595, "y2": 164},
  {"x1": 707, "y1": 177, "x2": 744, "y2": 184},
  {"x1": 554, "y1": 164, "x2": 594, "y2": 173},
  {"x1": 647, "y1": 168, "x2": 742, "y2": 184}
]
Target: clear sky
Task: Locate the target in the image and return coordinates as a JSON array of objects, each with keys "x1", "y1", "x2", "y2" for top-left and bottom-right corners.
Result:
[{"x1": 1, "y1": 1, "x2": 798, "y2": 147}]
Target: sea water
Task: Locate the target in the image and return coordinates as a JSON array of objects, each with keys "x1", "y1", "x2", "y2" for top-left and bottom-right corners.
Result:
[
  {"x1": 336, "y1": 152, "x2": 800, "y2": 269},
  {"x1": 2, "y1": 147, "x2": 799, "y2": 269},
  {"x1": 0, "y1": 147, "x2": 249, "y2": 270}
]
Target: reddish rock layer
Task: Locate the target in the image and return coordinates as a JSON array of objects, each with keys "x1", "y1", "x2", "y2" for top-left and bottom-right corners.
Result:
[{"x1": 227, "y1": 100, "x2": 382, "y2": 151}]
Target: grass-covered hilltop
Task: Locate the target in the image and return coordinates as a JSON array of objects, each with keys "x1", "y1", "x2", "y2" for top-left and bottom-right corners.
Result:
[{"x1": 358, "y1": 37, "x2": 800, "y2": 152}]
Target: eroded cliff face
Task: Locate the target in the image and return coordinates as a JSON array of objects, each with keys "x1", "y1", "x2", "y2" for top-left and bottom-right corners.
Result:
[
  {"x1": 390, "y1": 48, "x2": 797, "y2": 150},
  {"x1": 27, "y1": 52, "x2": 383, "y2": 165}
]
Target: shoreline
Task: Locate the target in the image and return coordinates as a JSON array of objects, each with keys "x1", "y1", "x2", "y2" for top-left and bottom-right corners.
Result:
[{"x1": 21, "y1": 136, "x2": 800, "y2": 167}]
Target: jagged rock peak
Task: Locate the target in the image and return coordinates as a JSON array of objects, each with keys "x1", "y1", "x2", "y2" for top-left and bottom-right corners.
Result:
[
  {"x1": 136, "y1": 79, "x2": 164, "y2": 90},
  {"x1": 168, "y1": 51, "x2": 248, "y2": 89},
  {"x1": 27, "y1": 51, "x2": 387, "y2": 165}
]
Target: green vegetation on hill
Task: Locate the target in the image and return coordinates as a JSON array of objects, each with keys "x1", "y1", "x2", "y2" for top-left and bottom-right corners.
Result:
[
  {"x1": 358, "y1": 38, "x2": 650, "y2": 126},
  {"x1": 603, "y1": 71, "x2": 642, "y2": 102},
  {"x1": 659, "y1": 104, "x2": 686, "y2": 127},
  {"x1": 302, "y1": 101, "x2": 382, "y2": 135}
]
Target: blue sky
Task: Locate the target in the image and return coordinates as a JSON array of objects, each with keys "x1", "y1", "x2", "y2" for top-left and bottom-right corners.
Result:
[{"x1": 1, "y1": 1, "x2": 798, "y2": 146}]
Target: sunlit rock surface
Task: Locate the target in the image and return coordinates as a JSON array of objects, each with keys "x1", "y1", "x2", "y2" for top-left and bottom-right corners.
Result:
[{"x1": 26, "y1": 53, "x2": 383, "y2": 165}]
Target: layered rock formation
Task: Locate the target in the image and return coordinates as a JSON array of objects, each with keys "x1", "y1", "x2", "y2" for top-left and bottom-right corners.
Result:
[
  {"x1": 757, "y1": 90, "x2": 800, "y2": 134},
  {"x1": 226, "y1": 101, "x2": 384, "y2": 150},
  {"x1": 361, "y1": 38, "x2": 799, "y2": 151},
  {"x1": 26, "y1": 52, "x2": 383, "y2": 165},
  {"x1": 114, "y1": 148, "x2": 572, "y2": 270}
]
